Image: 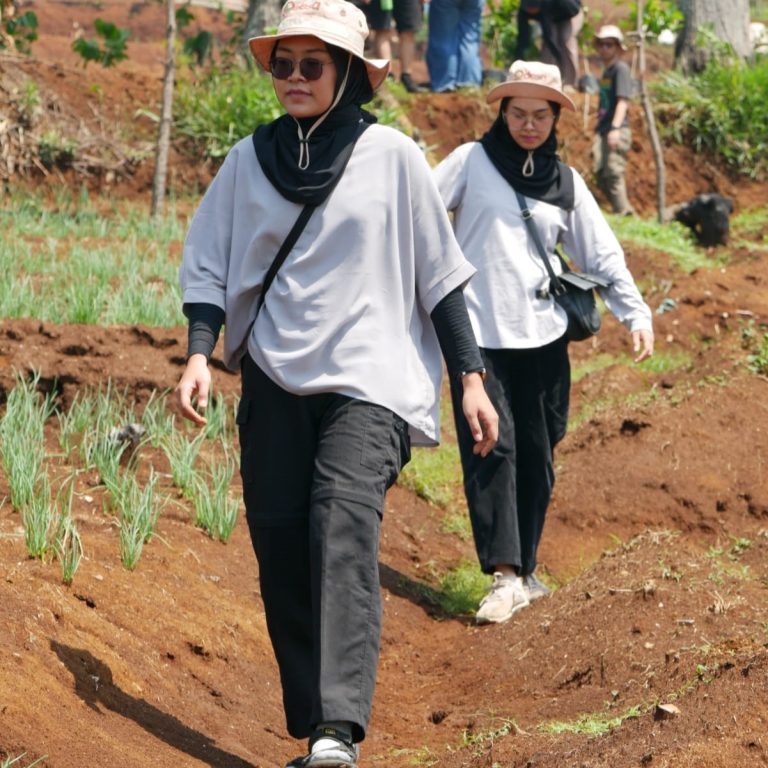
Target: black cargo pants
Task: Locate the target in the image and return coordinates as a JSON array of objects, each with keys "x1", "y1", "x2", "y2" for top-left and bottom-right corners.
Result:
[{"x1": 237, "y1": 355, "x2": 411, "y2": 744}]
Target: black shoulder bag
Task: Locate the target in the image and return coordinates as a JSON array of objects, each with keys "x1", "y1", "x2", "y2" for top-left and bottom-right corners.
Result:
[{"x1": 514, "y1": 188, "x2": 611, "y2": 342}]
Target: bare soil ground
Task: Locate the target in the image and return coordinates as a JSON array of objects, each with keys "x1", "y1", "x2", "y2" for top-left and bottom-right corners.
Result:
[{"x1": 2, "y1": 3, "x2": 768, "y2": 767}]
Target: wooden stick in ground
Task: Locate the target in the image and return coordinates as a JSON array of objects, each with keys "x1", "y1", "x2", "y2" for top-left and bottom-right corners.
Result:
[
  {"x1": 151, "y1": 0, "x2": 177, "y2": 219},
  {"x1": 636, "y1": 0, "x2": 666, "y2": 221}
]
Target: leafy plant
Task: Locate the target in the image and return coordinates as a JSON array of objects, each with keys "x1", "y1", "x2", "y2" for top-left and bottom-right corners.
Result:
[
  {"x1": 16, "y1": 79, "x2": 41, "y2": 127},
  {"x1": 174, "y1": 67, "x2": 282, "y2": 157},
  {"x1": 55, "y1": 514, "x2": 83, "y2": 586},
  {"x1": 162, "y1": 427, "x2": 206, "y2": 497},
  {"x1": 118, "y1": 471, "x2": 163, "y2": 570},
  {"x1": 1, "y1": 9, "x2": 38, "y2": 53},
  {"x1": 191, "y1": 455, "x2": 240, "y2": 542},
  {"x1": 53, "y1": 480, "x2": 82, "y2": 585},
  {"x1": 38, "y1": 130, "x2": 76, "y2": 169},
  {"x1": 629, "y1": 0, "x2": 683, "y2": 37},
  {"x1": 482, "y1": 0, "x2": 521, "y2": 68},
  {"x1": 652, "y1": 55, "x2": 768, "y2": 179},
  {"x1": 22, "y1": 475, "x2": 57, "y2": 560},
  {"x1": 0, "y1": 370, "x2": 54, "y2": 511},
  {"x1": 72, "y1": 18, "x2": 130, "y2": 68},
  {"x1": 741, "y1": 320, "x2": 768, "y2": 375}
]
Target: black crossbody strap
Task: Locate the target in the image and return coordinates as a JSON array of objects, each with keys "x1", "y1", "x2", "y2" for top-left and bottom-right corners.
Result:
[
  {"x1": 513, "y1": 188, "x2": 566, "y2": 295},
  {"x1": 255, "y1": 202, "x2": 315, "y2": 317}
]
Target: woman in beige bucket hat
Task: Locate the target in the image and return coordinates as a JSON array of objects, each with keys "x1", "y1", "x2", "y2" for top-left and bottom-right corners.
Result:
[
  {"x1": 174, "y1": 1, "x2": 498, "y2": 766},
  {"x1": 434, "y1": 60, "x2": 653, "y2": 625}
]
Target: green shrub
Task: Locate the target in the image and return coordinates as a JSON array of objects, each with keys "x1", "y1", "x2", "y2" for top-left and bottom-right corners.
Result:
[
  {"x1": 72, "y1": 19, "x2": 130, "y2": 68},
  {"x1": 1, "y1": 10, "x2": 38, "y2": 54},
  {"x1": 174, "y1": 65, "x2": 410, "y2": 160},
  {"x1": 652, "y1": 56, "x2": 768, "y2": 179},
  {"x1": 174, "y1": 67, "x2": 282, "y2": 158}
]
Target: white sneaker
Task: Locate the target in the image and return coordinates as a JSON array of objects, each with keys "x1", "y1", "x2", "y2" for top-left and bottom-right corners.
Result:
[{"x1": 475, "y1": 573, "x2": 530, "y2": 624}]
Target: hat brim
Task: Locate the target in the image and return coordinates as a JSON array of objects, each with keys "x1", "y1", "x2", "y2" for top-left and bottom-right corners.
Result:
[
  {"x1": 248, "y1": 32, "x2": 390, "y2": 91},
  {"x1": 593, "y1": 35, "x2": 628, "y2": 51},
  {"x1": 486, "y1": 81, "x2": 576, "y2": 111}
]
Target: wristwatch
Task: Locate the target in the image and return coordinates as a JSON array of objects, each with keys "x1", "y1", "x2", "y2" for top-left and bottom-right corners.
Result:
[{"x1": 460, "y1": 367, "x2": 487, "y2": 381}]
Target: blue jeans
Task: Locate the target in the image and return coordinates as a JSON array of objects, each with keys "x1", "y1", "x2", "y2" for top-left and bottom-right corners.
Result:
[{"x1": 426, "y1": 0, "x2": 483, "y2": 92}]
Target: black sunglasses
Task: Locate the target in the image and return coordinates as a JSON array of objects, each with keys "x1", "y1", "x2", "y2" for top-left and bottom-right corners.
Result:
[{"x1": 269, "y1": 56, "x2": 329, "y2": 81}]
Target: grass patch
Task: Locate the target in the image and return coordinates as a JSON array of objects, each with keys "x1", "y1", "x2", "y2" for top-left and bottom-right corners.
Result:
[
  {"x1": 639, "y1": 348, "x2": 692, "y2": 375},
  {"x1": 434, "y1": 560, "x2": 490, "y2": 616},
  {"x1": 0, "y1": 192, "x2": 185, "y2": 326},
  {"x1": 398, "y1": 396, "x2": 463, "y2": 509},
  {"x1": 539, "y1": 704, "x2": 643, "y2": 736},
  {"x1": 398, "y1": 443, "x2": 462, "y2": 508},
  {"x1": 609, "y1": 214, "x2": 714, "y2": 273},
  {"x1": 571, "y1": 352, "x2": 623, "y2": 384}
]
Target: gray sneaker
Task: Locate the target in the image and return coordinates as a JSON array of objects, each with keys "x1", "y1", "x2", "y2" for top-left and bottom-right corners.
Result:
[
  {"x1": 305, "y1": 727, "x2": 358, "y2": 768},
  {"x1": 523, "y1": 573, "x2": 551, "y2": 602},
  {"x1": 476, "y1": 573, "x2": 530, "y2": 624}
]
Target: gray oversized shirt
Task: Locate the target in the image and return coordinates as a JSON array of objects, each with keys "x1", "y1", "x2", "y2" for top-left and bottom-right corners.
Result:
[{"x1": 180, "y1": 124, "x2": 475, "y2": 445}]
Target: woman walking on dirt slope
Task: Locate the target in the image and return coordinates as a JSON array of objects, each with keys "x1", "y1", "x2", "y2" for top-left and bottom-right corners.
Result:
[
  {"x1": 173, "y1": 0, "x2": 498, "y2": 765},
  {"x1": 433, "y1": 60, "x2": 654, "y2": 626}
]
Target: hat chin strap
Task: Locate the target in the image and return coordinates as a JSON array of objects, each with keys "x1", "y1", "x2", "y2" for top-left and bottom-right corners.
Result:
[{"x1": 295, "y1": 54, "x2": 353, "y2": 171}]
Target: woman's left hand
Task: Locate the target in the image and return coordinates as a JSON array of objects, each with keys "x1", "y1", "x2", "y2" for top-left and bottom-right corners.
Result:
[
  {"x1": 632, "y1": 328, "x2": 654, "y2": 363},
  {"x1": 462, "y1": 373, "x2": 499, "y2": 457}
]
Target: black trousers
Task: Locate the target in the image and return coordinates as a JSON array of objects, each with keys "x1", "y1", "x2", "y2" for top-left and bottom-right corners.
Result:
[
  {"x1": 450, "y1": 337, "x2": 570, "y2": 576},
  {"x1": 237, "y1": 355, "x2": 411, "y2": 743}
]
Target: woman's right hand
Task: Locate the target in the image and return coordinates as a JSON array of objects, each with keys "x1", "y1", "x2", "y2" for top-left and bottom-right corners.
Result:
[{"x1": 173, "y1": 353, "x2": 211, "y2": 426}]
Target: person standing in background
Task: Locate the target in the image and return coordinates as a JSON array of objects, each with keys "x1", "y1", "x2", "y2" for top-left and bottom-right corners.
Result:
[
  {"x1": 592, "y1": 24, "x2": 634, "y2": 215},
  {"x1": 361, "y1": 0, "x2": 426, "y2": 92},
  {"x1": 426, "y1": 0, "x2": 484, "y2": 92},
  {"x1": 514, "y1": 0, "x2": 583, "y2": 88},
  {"x1": 433, "y1": 61, "x2": 653, "y2": 625}
]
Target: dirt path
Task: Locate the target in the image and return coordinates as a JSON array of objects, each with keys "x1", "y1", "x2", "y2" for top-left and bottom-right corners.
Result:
[{"x1": 2, "y1": 2, "x2": 768, "y2": 766}]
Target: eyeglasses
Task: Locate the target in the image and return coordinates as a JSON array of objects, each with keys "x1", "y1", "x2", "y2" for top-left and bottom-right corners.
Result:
[
  {"x1": 596, "y1": 40, "x2": 617, "y2": 49},
  {"x1": 269, "y1": 56, "x2": 331, "y2": 81},
  {"x1": 505, "y1": 109, "x2": 555, "y2": 128}
]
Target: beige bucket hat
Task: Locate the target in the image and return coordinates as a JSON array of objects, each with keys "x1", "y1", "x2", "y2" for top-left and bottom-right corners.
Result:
[
  {"x1": 249, "y1": 0, "x2": 390, "y2": 90},
  {"x1": 594, "y1": 24, "x2": 628, "y2": 51},
  {"x1": 486, "y1": 60, "x2": 576, "y2": 111}
]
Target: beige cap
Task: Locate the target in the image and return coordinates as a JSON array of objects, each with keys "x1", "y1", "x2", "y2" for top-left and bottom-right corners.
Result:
[
  {"x1": 486, "y1": 60, "x2": 576, "y2": 111},
  {"x1": 594, "y1": 24, "x2": 628, "y2": 51},
  {"x1": 248, "y1": 0, "x2": 390, "y2": 90}
]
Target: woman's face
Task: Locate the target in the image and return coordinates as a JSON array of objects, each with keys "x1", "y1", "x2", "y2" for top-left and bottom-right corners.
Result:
[
  {"x1": 271, "y1": 35, "x2": 337, "y2": 119},
  {"x1": 504, "y1": 97, "x2": 555, "y2": 151}
]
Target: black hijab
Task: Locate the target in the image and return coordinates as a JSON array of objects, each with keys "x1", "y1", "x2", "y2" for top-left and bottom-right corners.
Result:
[
  {"x1": 252, "y1": 44, "x2": 377, "y2": 206},
  {"x1": 479, "y1": 101, "x2": 574, "y2": 210}
]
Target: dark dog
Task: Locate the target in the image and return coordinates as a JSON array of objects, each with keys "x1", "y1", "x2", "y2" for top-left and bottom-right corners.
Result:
[{"x1": 671, "y1": 193, "x2": 734, "y2": 246}]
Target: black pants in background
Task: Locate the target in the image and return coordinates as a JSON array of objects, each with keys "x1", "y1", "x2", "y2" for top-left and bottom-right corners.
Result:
[
  {"x1": 450, "y1": 337, "x2": 570, "y2": 576},
  {"x1": 237, "y1": 355, "x2": 410, "y2": 744}
]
